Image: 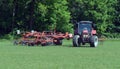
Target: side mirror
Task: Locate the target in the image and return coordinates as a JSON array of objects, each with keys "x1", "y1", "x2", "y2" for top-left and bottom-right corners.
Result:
[{"x1": 73, "y1": 23, "x2": 78, "y2": 29}]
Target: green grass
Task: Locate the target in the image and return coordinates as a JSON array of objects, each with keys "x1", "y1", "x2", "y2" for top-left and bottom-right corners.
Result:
[{"x1": 0, "y1": 40, "x2": 120, "y2": 69}]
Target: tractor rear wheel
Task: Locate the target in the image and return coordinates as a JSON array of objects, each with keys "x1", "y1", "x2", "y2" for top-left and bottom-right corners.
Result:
[
  {"x1": 73, "y1": 35, "x2": 80, "y2": 47},
  {"x1": 90, "y1": 35, "x2": 98, "y2": 47}
]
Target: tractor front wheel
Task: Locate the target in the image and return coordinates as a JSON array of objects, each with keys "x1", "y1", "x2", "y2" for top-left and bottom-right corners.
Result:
[
  {"x1": 90, "y1": 35, "x2": 98, "y2": 47},
  {"x1": 73, "y1": 35, "x2": 80, "y2": 47}
]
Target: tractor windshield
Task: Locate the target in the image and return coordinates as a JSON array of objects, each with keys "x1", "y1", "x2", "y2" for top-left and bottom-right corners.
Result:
[{"x1": 78, "y1": 23, "x2": 92, "y2": 34}]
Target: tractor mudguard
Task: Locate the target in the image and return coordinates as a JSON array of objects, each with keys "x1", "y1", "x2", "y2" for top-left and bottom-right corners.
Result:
[{"x1": 92, "y1": 30, "x2": 96, "y2": 35}]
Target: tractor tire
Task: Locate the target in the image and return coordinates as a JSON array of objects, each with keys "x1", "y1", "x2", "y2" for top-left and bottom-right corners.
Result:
[
  {"x1": 54, "y1": 39, "x2": 62, "y2": 45},
  {"x1": 90, "y1": 35, "x2": 98, "y2": 47},
  {"x1": 73, "y1": 35, "x2": 80, "y2": 47}
]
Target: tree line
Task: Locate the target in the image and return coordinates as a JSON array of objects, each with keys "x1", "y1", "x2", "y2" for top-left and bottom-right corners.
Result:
[{"x1": 0, "y1": 0, "x2": 120, "y2": 38}]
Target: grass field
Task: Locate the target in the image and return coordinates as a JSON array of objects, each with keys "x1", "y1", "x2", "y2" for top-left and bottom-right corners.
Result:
[{"x1": 0, "y1": 39, "x2": 120, "y2": 69}]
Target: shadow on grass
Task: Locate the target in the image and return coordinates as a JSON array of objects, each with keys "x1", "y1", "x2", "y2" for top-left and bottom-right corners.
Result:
[
  {"x1": 12, "y1": 43, "x2": 99, "y2": 48},
  {"x1": 62, "y1": 44, "x2": 92, "y2": 48}
]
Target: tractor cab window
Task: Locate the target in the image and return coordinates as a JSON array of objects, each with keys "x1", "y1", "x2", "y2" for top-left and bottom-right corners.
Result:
[{"x1": 78, "y1": 23, "x2": 92, "y2": 34}]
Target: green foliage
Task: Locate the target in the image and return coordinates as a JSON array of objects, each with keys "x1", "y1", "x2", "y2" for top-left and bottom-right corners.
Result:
[
  {"x1": 0, "y1": 0, "x2": 13, "y2": 35},
  {"x1": 68, "y1": 0, "x2": 117, "y2": 34},
  {"x1": 114, "y1": 0, "x2": 120, "y2": 33},
  {"x1": 36, "y1": 0, "x2": 72, "y2": 32},
  {"x1": 103, "y1": 33, "x2": 120, "y2": 38},
  {"x1": 51, "y1": 0, "x2": 72, "y2": 32},
  {"x1": 0, "y1": 34, "x2": 13, "y2": 40}
]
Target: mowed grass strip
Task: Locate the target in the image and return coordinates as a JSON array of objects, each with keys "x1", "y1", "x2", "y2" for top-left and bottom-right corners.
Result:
[{"x1": 0, "y1": 40, "x2": 120, "y2": 69}]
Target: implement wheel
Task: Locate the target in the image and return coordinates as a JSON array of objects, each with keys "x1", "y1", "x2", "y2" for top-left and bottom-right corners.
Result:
[{"x1": 54, "y1": 39, "x2": 62, "y2": 45}]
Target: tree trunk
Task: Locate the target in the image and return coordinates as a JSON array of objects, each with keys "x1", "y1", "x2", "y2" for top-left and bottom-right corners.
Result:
[{"x1": 29, "y1": 0, "x2": 35, "y2": 30}]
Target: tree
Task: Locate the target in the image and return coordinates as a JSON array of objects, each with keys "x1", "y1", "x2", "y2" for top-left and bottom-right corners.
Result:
[
  {"x1": 0, "y1": 0, "x2": 13, "y2": 35},
  {"x1": 68, "y1": 0, "x2": 117, "y2": 34},
  {"x1": 36, "y1": 0, "x2": 72, "y2": 32},
  {"x1": 114, "y1": 0, "x2": 120, "y2": 33},
  {"x1": 0, "y1": 0, "x2": 119, "y2": 37}
]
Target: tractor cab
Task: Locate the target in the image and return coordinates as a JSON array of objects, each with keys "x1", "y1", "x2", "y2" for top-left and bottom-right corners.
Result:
[{"x1": 74, "y1": 21, "x2": 96, "y2": 35}]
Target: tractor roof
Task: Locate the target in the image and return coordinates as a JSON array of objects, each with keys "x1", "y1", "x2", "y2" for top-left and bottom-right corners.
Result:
[{"x1": 79, "y1": 21, "x2": 92, "y2": 24}]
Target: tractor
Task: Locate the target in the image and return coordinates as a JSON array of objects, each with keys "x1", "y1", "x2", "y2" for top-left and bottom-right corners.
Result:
[{"x1": 73, "y1": 21, "x2": 98, "y2": 47}]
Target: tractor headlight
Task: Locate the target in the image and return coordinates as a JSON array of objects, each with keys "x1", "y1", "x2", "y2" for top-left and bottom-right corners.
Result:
[{"x1": 83, "y1": 34, "x2": 88, "y2": 38}]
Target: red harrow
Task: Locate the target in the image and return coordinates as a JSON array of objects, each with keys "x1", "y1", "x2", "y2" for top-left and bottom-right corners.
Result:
[{"x1": 14, "y1": 31, "x2": 72, "y2": 46}]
